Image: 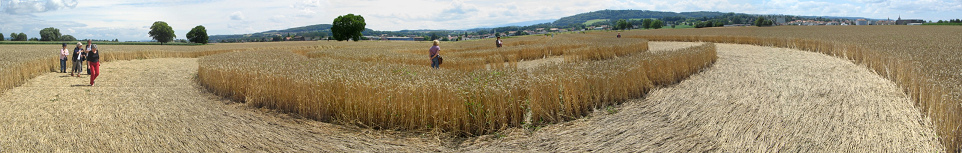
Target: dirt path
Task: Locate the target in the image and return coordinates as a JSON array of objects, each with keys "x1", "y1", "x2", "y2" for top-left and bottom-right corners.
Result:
[
  {"x1": 0, "y1": 58, "x2": 445, "y2": 152},
  {"x1": 0, "y1": 43, "x2": 943, "y2": 152},
  {"x1": 457, "y1": 43, "x2": 943, "y2": 152}
]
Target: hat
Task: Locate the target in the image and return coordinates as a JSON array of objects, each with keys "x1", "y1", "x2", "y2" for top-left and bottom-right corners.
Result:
[
  {"x1": 62, "y1": 43, "x2": 67, "y2": 47},
  {"x1": 92, "y1": 44, "x2": 97, "y2": 50},
  {"x1": 77, "y1": 42, "x2": 83, "y2": 46}
]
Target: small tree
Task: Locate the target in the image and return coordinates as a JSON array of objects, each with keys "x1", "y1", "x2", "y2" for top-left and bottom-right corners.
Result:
[
  {"x1": 331, "y1": 14, "x2": 366, "y2": 41},
  {"x1": 429, "y1": 33, "x2": 440, "y2": 41},
  {"x1": 39, "y1": 27, "x2": 61, "y2": 41},
  {"x1": 149, "y1": 21, "x2": 176, "y2": 44},
  {"x1": 755, "y1": 16, "x2": 773, "y2": 27},
  {"x1": 642, "y1": 19, "x2": 653, "y2": 29},
  {"x1": 273, "y1": 35, "x2": 283, "y2": 41},
  {"x1": 9, "y1": 33, "x2": 15, "y2": 41},
  {"x1": 616, "y1": 19, "x2": 633, "y2": 30},
  {"x1": 28, "y1": 37, "x2": 38, "y2": 41},
  {"x1": 187, "y1": 25, "x2": 209, "y2": 44},
  {"x1": 651, "y1": 20, "x2": 663, "y2": 29},
  {"x1": 61, "y1": 35, "x2": 77, "y2": 41}
]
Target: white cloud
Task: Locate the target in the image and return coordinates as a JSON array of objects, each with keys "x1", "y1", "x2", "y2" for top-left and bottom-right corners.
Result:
[
  {"x1": 230, "y1": 11, "x2": 245, "y2": 20},
  {"x1": 0, "y1": 0, "x2": 79, "y2": 14}
]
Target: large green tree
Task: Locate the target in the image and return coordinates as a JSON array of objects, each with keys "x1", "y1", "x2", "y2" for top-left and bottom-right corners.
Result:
[
  {"x1": 186, "y1": 25, "x2": 209, "y2": 44},
  {"x1": 149, "y1": 21, "x2": 176, "y2": 44},
  {"x1": 17, "y1": 33, "x2": 27, "y2": 41},
  {"x1": 61, "y1": 35, "x2": 77, "y2": 41},
  {"x1": 0, "y1": 33, "x2": 4, "y2": 41},
  {"x1": 39, "y1": 27, "x2": 62, "y2": 41},
  {"x1": 331, "y1": 14, "x2": 366, "y2": 41}
]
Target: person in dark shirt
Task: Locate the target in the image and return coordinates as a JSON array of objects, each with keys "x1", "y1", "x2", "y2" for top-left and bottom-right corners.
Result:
[
  {"x1": 71, "y1": 42, "x2": 83, "y2": 77},
  {"x1": 87, "y1": 44, "x2": 101, "y2": 86}
]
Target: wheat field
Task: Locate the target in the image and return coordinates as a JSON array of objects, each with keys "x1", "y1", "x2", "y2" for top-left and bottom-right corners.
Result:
[
  {"x1": 197, "y1": 34, "x2": 716, "y2": 135},
  {"x1": 0, "y1": 26, "x2": 958, "y2": 151},
  {"x1": 627, "y1": 25, "x2": 962, "y2": 151}
]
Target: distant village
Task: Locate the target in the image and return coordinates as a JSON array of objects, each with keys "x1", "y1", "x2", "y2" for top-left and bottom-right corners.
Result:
[{"x1": 777, "y1": 16, "x2": 924, "y2": 26}]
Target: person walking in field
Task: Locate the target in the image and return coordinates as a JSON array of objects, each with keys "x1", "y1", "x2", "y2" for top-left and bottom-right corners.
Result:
[
  {"x1": 617, "y1": 33, "x2": 621, "y2": 38},
  {"x1": 87, "y1": 44, "x2": 101, "y2": 86},
  {"x1": 71, "y1": 42, "x2": 84, "y2": 77},
  {"x1": 59, "y1": 43, "x2": 69, "y2": 73},
  {"x1": 496, "y1": 36, "x2": 503, "y2": 48},
  {"x1": 84, "y1": 39, "x2": 93, "y2": 75},
  {"x1": 429, "y1": 40, "x2": 441, "y2": 69}
]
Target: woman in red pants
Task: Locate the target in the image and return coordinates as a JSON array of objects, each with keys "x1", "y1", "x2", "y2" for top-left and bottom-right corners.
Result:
[{"x1": 87, "y1": 44, "x2": 101, "y2": 86}]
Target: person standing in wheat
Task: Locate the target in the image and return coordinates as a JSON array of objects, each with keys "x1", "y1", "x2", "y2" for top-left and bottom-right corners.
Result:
[
  {"x1": 429, "y1": 40, "x2": 441, "y2": 69},
  {"x1": 87, "y1": 44, "x2": 101, "y2": 86},
  {"x1": 59, "y1": 43, "x2": 69, "y2": 73},
  {"x1": 496, "y1": 36, "x2": 503, "y2": 48}
]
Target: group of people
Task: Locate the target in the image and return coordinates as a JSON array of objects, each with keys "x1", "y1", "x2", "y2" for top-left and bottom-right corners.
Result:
[
  {"x1": 58, "y1": 40, "x2": 101, "y2": 86},
  {"x1": 427, "y1": 36, "x2": 505, "y2": 69}
]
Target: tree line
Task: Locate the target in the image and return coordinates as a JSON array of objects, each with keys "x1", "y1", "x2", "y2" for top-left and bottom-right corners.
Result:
[
  {"x1": 1, "y1": 27, "x2": 78, "y2": 41},
  {"x1": 936, "y1": 19, "x2": 962, "y2": 23}
]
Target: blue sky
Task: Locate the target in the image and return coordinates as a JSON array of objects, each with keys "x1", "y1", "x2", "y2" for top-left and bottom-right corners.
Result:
[{"x1": 1, "y1": 0, "x2": 960, "y2": 41}]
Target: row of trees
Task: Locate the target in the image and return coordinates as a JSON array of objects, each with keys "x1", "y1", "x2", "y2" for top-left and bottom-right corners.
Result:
[
  {"x1": 148, "y1": 21, "x2": 209, "y2": 44},
  {"x1": 1, "y1": 28, "x2": 78, "y2": 41},
  {"x1": 613, "y1": 19, "x2": 665, "y2": 30},
  {"x1": 754, "y1": 16, "x2": 775, "y2": 27},
  {"x1": 936, "y1": 19, "x2": 962, "y2": 23},
  {"x1": 1, "y1": 33, "x2": 27, "y2": 41}
]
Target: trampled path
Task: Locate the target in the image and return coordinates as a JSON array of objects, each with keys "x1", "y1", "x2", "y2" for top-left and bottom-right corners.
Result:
[
  {"x1": 457, "y1": 43, "x2": 943, "y2": 152},
  {"x1": 0, "y1": 58, "x2": 444, "y2": 152},
  {"x1": 0, "y1": 43, "x2": 943, "y2": 152}
]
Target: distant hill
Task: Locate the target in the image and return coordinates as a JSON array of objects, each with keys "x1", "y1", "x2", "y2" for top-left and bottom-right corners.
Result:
[
  {"x1": 262, "y1": 24, "x2": 333, "y2": 34},
  {"x1": 552, "y1": 10, "x2": 739, "y2": 26},
  {"x1": 475, "y1": 19, "x2": 557, "y2": 29},
  {"x1": 209, "y1": 24, "x2": 374, "y2": 42}
]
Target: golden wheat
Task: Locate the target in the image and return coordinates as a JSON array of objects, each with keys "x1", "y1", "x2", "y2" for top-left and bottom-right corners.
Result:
[
  {"x1": 196, "y1": 34, "x2": 715, "y2": 136},
  {"x1": 626, "y1": 25, "x2": 962, "y2": 152}
]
